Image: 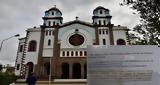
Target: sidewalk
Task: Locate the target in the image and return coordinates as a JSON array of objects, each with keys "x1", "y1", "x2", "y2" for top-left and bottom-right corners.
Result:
[
  {"x1": 15, "y1": 83, "x2": 87, "y2": 85},
  {"x1": 15, "y1": 79, "x2": 87, "y2": 85}
]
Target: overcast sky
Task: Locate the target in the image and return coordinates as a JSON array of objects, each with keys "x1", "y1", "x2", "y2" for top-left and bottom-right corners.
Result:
[{"x1": 0, "y1": 0, "x2": 140, "y2": 66}]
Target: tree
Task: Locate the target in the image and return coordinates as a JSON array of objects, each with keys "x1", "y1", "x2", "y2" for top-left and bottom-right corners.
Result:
[
  {"x1": 0, "y1": 65, "x2": 16, "y2": 85},
  {"x1": 122, "y1": 0, "x2": 160, "y2": 45},
  {"x1": 0, "y1": 64, "x2": 2, "y2": 72}
]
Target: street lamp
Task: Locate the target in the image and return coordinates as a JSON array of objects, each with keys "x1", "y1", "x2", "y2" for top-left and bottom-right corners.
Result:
[{"x1": 0, "y1": 34, "x2": 20, "y2": 52}]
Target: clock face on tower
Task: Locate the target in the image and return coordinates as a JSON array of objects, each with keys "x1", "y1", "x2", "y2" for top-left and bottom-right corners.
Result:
[{"x1": 69, "y1": 34, "x2": 84, "y2": 46}]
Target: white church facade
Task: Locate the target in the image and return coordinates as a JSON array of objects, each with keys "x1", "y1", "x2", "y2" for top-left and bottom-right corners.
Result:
[{"x1": 15, "y1": 6, "x2": 129, "y2": 79}]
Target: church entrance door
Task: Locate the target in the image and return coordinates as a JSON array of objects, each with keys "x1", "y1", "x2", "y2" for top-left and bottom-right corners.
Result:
[
  {"x1": 27, "y1": 62, "x2": 34, "y2": 76},
  {"x1": 72, "y1": 63, "x2": 81, "y2": 79},
  {"x1": 61, "y1": 63, "x2": 69, "y2": 79}
]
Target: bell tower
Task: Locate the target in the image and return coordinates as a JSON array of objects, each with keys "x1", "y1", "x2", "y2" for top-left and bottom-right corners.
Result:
[
  {"x1": 43, "y1": 5, "x2": 63, "y2": 27},
  {"x1": 92, "y1": 6, "x2": 112, "y2": 25}
]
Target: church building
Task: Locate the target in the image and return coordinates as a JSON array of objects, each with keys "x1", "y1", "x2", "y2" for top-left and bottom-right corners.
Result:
[{"x1": 15, "y1": 6, "x2": 129, "y2": 79}]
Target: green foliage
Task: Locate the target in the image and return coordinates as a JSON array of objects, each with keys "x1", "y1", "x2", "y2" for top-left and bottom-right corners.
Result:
[
  {"x1": 0, "y1": 65, "x2": 16, "y2": 85},
  {"x1": 0, "y1": 64, "x2": 2, "y2": 72},
  {"x1": 123, "y1": 0, "x2": 160, "y2": 45},
  {"x1": 0, "y1": 72, "x2": 16, "y2": 85}
]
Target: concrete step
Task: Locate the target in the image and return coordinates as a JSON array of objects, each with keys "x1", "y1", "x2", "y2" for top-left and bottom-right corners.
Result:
[{"x1": 15, "y1": 79, "x2": 87, "y2": 85}]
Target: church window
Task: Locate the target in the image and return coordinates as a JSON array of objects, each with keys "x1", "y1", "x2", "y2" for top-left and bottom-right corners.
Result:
[
  {"x1": 105, "y1": 29, "x2": 108, "y2": 34},
  {"x1": 102, "y1": 29, "x2": 105, "y2": 34},
  {"x1": 69, "y1": 34, "x2": 84, "y2": 46},
  {"x1": 67, "y1": 51, "x2": 69, "y2": 56},
  {"x1": 84, "y1": 51, "x2": 87, "y2": 56},
  {"x1": 48, "y1": 21, "x2": 51, "y2": 26},
  {"x1": 80, "y1": 51, "x2": 83, "y2": 56},
  {"x1": 103, "y1": 39, "x2": 106, "y2": 45},
  {"x1": 103, "y1": 20, "x2": 106, "y2": 25},
  {"x1": 28, "y1": 40, "x2": 37, "y2": 52},
  {"x1": 52, "y1": 11, "x2": 54, "y2": 15},
  {"x1": 19, "y1": 45, "x2": 23, "y2": 52},
  {"x1": 99, "y1": 20, "x2": 101, "y2": 25},
  {"x1": 48, "y1": 39, "x2": 51, "y2": 46},
  {"x1": 75, "y1": 29, "x2": 79, "y2": 32},
  {"x1": 52, "y1": 30, "x2": 54, "y2": 35},
  {"x1": 60, "y1": 20, "x2": 62, "y2": 24},
  {"x1": 75, "y1": 51, "x2": 78, "y2": 56},
  {"x1": 46, "y1": 30, "x2": 48, "y2": 36},
  {"x1": 53, "y1": 22, "x2": 55, "y2": 25},
  {"x1": 16, "y1": 64, "x2": 20, "y2": 70},
  {"x1": 99, "y1": 29, "x2": 101, "y2": 34},
  {"x1": 100, "y1": 10, "x2": 103, "y2": 14},
  {"x1": 62, "y1": 51, "x2": 65, "y2": 56},
  {"x1": 71, "y1": 51, "x2": 74, "y2": 56},
  {"x1": 49, "y1": 30, "x2": 52, "y2": 35}
]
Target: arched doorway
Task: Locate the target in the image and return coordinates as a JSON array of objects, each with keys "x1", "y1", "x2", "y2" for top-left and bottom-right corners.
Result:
[
  {"x1": 72, "y1": 63, "x2": 81, "y2": 79},
  {"x1": 84, "y1": 63, "x2": 87, "y2": 79},
  {"x1": 44, "y1": 62, "x2": 50, "y2": 75},
  {"x1": 61, "y1": 63, "x2": 69, "y2": 79},
  {"x1": 27, "y1": 62, "x2": 34, "y2": 76},
  {"x1": 117, "y1": 39, "x2": 126, "y2": 45}
]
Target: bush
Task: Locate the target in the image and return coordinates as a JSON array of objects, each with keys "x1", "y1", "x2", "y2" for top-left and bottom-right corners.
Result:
[{"x1": 0, "y1": 72, "x2": 16, "y2": 85}]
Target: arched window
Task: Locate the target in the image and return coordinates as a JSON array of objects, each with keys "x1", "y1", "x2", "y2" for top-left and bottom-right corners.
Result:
[
  {"x1": 103, "y1": 39, "x2": 106, "y2": 45},
  {"x1": 75, "y1": 51, "x2": 78, "y2": 56},
  {"x1": 105, "y1": 29, "x2": 108, "y2": 34},
  {"x1": 28, "y1": 40, "x2": 37, "y2": 52},
  {"x1": 75, "y1": 29, "x2": 79, "y2": 32},
  {"x1": 102, "y1": 29, "x2": 105, "y2": 34},
  {"x1": 60, "y1": 20, "x2": 62, "y2": 24},
  {"x1": 99, "y1": 20, "x2": 101, "y2": 25},
  {"x1": 49, "y1": 30, "x2": 52, "y2": 35},
  {"x1": 84, "y1": 51, "x2": 87, "y2": 56},
  {"x1": 100, "y1": 10, "x2": 103, "y2": 14},
  {"x1": 48, "y1": 21, "x2": 51, "y2": 26},
  {"x1": 103, "y1": 20, "x2": 106, "y2": 25},
  {"x1": 53, "y1": 22, "x2": 55, "y2": 25},
  {"x1": 52, "y1": 11, "x2": 54, "y2": 15},
  {"x1": 52, "y1": 30, "x2": 54, "y2": 35},
  {"x1": 48, "y1": 39, "x2": 51, "y2": 46},
  {"x1": 46, "y1": 30, "x2": 48, "y2": 36},
  {"x1": 62, "y1": 51, "x2": 65, "y2": 56},
  {"x1": 80, "y1": 51, "x2": 83, "y2": 56},
  {"x1": 67, "y1": 51, "x2": 69, "y2": 56},
  {"x1": 99, "y1": 29, "x2": 101, "y2": 34},
  {"x1": 16, "y1": 64, "x2": 20, "y2": 70},
  {"x1": 19, "y1": 45, "x2": 23, "y2": 52},
  {"x1": 71, "y1": 51, "x2": 74, "y2": 56},
  {"x1": 117, "y1": 39, "x2": 126, "y2": 45}
]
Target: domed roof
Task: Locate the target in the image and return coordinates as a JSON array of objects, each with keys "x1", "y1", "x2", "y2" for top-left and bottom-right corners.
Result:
[
  {"x1": 93, "y1": 6, "x2": 109, "y2": 12},
  {"x1": 45, "y1": 7, "x2": 62, "y2": 15}
]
